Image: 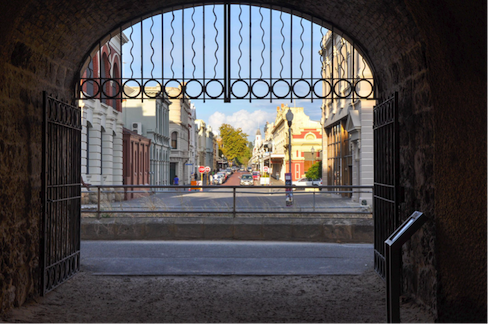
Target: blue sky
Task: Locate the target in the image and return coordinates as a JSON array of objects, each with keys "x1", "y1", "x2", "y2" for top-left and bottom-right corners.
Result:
[{"x1": 120, "y1": 4, "x2": 327, "y2": 139}]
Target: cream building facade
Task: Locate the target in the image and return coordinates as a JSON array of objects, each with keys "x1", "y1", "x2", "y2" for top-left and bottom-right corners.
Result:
[
  {"x1": 122, "y1": 86, "x2": 172, "y2": 189},
  {"x1": 320, "y1": 31, "x2": 374, "y2": 204},
  {"x1": 251, "y1": 104, "x2": 322, "y2": 182},
  {"x1": 167, "y1": 86, "x2": 192, "y2": 185}
]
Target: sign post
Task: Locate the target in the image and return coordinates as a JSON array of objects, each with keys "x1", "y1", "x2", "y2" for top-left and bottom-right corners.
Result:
[
  {"x1": 285, "y1": 173, "x2": 293, "y2": 206},
  {"x1": 204, "y1": 166, "x2": 211, "y2": 185}
]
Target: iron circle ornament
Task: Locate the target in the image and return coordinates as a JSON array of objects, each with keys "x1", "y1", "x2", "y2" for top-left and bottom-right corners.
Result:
[
  {"x1": 143, "y1": 79, "x2": 163, "y2": 98},
  {"x1": 184, "y1": 79, "x2": 204, "y2": 99},
  {"x1": 271, "y1": 79, "x2": 291, "y2": 99},
  {"x1": 100, "y1": 79, "x2": 120, "y2": 99},
  {"x1": 165, "y1": 79, "x2": 183, "y2": 98},
  {"x1": 205, "y1": 79, "x2": 225, "y2": 99},
  {"x1": 292, "y1": 79, "x2": 311, "y2": 98},
  {"x1": 313, "y1": 79, "x2": 332, "y2": 99},
  {"x1": 354, "y1": 79, "x2": 374, "y2": 99},
  {"x1": 80, "y1": 78, "x2": 100, "y2": 99},
  {"x1": 53, "y1": 102, "x2": 61, "y2": 123},
  {"x1": 231, "y1": 79, "x2": 250, "y2": 99},
  {"x1": 251, "y1": 79, "x2": 270, "y2": 99},
  {"x1": 333, "y1": 78, "x2": 353, "y2": 98},
  {"x1": 122, "y1": 79, "x2": 142, "y2": 99}
]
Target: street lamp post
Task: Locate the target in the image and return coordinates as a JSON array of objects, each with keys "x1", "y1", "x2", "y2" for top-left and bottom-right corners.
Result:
[
  {"x1": 311, "y1": 146, "x2": 315, "y2": 163},
  {"x1": 286, "y1": 109, "x2": 294, "y2": 175}
]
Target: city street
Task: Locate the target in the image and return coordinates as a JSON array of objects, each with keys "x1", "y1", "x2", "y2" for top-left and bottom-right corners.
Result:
[{"x1": 82, "y1": 171, "x2": 372, "y2": 216}]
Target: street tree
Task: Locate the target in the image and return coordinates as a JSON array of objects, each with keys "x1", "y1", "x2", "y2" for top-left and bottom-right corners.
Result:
[{"x1": 219, "y1": 124, "x2": 251, "y2": 163}]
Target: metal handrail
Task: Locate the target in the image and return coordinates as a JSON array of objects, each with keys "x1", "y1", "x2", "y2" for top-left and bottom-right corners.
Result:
[{"x1": 81, "y1": 184, "x2": 373, "y2": 219}]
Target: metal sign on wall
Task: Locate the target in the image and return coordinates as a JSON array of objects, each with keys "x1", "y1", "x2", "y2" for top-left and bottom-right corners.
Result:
[{"x1": 77, "y1": 3, "x2": 375, "y2": 103}]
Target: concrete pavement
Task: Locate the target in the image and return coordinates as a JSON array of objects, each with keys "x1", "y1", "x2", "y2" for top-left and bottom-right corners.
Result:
[{"x1": 80, "y1": 240, "x2": 373, "y2": 276}]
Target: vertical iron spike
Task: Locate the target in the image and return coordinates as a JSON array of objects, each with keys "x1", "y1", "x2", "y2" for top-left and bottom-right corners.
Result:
[
  {"x1": 119, "y1": 25, "x2": 123, "y2": 104},
  {"x1": 150, "y1": 16, "x2": 155, "y2": 79},
  {"x1": 170, "y1": 10, "x2": 175, "y2": 79},
  {"x1": 203, "y1": 5, "x2": 206, "y2": 102},
  {"x1": 259, "y1": 6, "x2": 265, "y2": 79},
  {"x1": 191, "y1": 7, "x2": 197, "y2": 79},
  {"x1": 290, "y1": 9, "x2": 293, "y2": 103},
  {"x1": 129, "y1": 23, "x2": 135, "y2": 79},
  {"x1": 279, "y1": 9, "x2": 285, "y2": 79},
  {"x1": 212, "y1": 4, "x2": 219, "y2": 80},
  {"x1": 248, "y1": 4, "x2": 251, "y2": 102},
  {"x1": 224, "y1": 2, "x2": 231, "y2": 102},
  {"x1": 161, "y1": 10, "x2": 166, "y2": 91},
  {"x1": 140, "y1": 17, "x2": 144, "y2": 102},
  {"x1": 269, "y1": 7, "x2": 272, "y2": 102},
  {"x1": 237, "y1": 4, "x2": 243, "y2": 79},
  {"x1": 310, "y1": 17, "x2": 313, "y2": 103},
  {"x1": 299, "y1": 17, "x2": 304, "y2": 79},
  {"x1": 182, "y1": 6, "x2": 185, "y2": 89}
]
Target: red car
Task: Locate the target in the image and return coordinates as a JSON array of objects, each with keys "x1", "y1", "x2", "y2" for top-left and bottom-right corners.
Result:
[{"x1": 252, "y1": 171, "x2": 261, "y2": 181}]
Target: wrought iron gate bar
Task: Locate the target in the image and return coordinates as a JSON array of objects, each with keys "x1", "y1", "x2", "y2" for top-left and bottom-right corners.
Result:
[
  {"x1": 373, "y1": 92, "x2": 399, "y2": 279},
  {"x1": 77, "y1": 4, "x2": 376, "y2": 102},
  {"x1": 41, "y1": 92, "x2": 81, "y2": 296}
]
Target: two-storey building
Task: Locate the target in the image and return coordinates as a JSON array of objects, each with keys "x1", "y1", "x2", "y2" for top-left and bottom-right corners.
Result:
[
  {"x1": 122, "y1": 86, "x2": 172, "y2": 189},
  {"x1": 320, "y1": 31, "x2": 374, "y2": 203}
]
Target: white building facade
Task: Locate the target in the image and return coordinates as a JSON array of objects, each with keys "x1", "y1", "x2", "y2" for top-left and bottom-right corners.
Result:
[
  {"x1": 122, "y1": 86, "x2": 172, "y2": 189},
  {"x1": 167, "y1": 87, "x2": 191, "y2": 185},
  {"x1": 320, "y1": 31, "x2": 374, "y2": 204},
  {"x1": 80, "y1": 34, "x2": 126, "y2": 201}
]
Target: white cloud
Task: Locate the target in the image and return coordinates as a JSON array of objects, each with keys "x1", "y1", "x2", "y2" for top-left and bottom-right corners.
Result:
[{"x1": 208, "y1": 109, "x2": 275, "y2": 139}]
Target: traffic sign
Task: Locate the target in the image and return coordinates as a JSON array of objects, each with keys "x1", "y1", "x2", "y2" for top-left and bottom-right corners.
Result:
[
  {"x1": 198, "y1": 166, "x2": 205, "y2": 173},
  {"x1": 204, "y1": 166, "x2": 211, "y2": 172},
  {"x1": 263, "y1": 166, "x2": 269, "y2": 172}
]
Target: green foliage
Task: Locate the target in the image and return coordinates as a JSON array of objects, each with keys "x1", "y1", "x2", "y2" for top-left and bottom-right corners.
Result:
[
  {"x1": 219, "y1": 124, "x2": 251, "y2": 162},
  {"x1": 305, "y1": 161, "x2": 322, "y2": 179}
]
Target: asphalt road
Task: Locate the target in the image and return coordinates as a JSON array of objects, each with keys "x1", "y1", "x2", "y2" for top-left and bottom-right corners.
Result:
[{"x1": 81, "y1": 240, "x2": 373, "y2": 276}]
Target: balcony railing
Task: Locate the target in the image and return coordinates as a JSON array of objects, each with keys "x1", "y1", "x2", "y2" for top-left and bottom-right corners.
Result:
[{"x1": 81, "y1": 185, "x2": 373, "y2": 219}]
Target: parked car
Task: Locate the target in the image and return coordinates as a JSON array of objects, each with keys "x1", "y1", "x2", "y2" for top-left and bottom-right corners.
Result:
[
  {"x1": 212, "y1": 173, "x2": 223, "y2": 185},
  {"x1": 252, "y1": 171, "x2": 261, "y2": 181},
  {"x1": 215, "y1": 172, "x2": 227, "y2": 184},
  {"x1": 292, "y1": 177, "x2": 322, "y2": 190},
  {"x1": 239, "y1": 174, "x2": 254, "y2": 186}
]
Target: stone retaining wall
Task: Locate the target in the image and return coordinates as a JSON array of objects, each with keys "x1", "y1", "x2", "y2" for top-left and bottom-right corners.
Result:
[{"x1": 81, "y1": 217, "x2": 373, "y2": 243}]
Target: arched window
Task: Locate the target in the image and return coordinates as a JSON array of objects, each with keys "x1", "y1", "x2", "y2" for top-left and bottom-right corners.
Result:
[
  {"x1": 112, "y1": 61, "x2": 120, "y2": 111},
  {"x1": 85, "y1": 59, "x2": 94, "y2": 96},
  {"x1": 171, "y1": 132, "x2": 177, "y2": 149},
  {"x1": 100, "y1": 53, "x2": 110, "y2": 105}
]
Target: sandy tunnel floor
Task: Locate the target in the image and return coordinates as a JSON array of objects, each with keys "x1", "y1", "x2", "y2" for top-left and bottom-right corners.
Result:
[{"x1": 2, "y1": 268, "x2": 434, "y2": 323}]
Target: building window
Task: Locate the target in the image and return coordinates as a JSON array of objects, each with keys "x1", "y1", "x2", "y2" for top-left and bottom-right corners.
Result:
[
  {"x1": 326, "y1": 121, "x2": 352, "y2": 194},
  {"x1": 101, "y1": 128, "x2": 105, "y2": 175},
  {"x1": 101, "y1": 53, "x2": 110, "y2": 105},
  {"x1": 86, "y1": 123, "x2": 91, "y2": 174},
  {"x1": 171, "y1": 131, "x2": 177, "y2": 149}
]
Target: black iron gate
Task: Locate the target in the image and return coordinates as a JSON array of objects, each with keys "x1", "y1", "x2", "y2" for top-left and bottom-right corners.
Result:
[
  {"x1": 41, "y1": 92, "x2": 82, "y2": 295},
  {"x1": 373, "y1": 92, "x2": 400, "y2": 279},
  {"x1": 77, "y1": 3, "x2": 376, "y2": 103}
]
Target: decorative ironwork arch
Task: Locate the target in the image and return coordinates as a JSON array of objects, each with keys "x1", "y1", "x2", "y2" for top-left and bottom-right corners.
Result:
[{"x1": 76, "y1": 3, "x2": 376, "y2": 103}]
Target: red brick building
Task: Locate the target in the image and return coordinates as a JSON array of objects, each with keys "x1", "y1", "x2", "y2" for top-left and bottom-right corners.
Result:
[{"x1": 123, "y1": 128, "x2": 151, "y2": 199}]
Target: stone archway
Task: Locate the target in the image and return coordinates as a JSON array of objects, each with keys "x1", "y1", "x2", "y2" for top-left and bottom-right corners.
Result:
[{"x1": 0, "y1": 1, "x2": 486, "y2": 322}]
